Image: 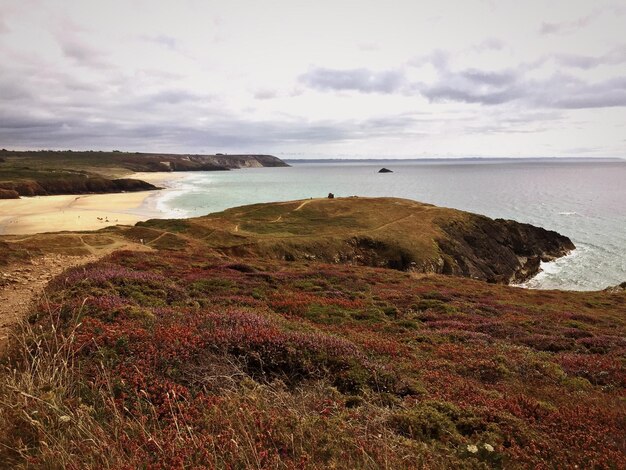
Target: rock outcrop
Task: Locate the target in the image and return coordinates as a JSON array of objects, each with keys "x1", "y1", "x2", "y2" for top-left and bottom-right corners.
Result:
[
  {"x1": 0, "y1": 189, "x2": 19, "y2": 199},
  {"x1": 436, "y1": 216, "x2": 575, "y2": 283},
  {"x1": 378, "y1": 168, "x2": 393, "y2": 173},
  {"x1": 0, "y1": 177, "x2": 157, "y2": 197}
]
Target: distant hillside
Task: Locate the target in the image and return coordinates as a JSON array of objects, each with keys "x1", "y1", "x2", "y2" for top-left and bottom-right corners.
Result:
[
  {"x1": 136, "y1": 197, "x2": 574, "y2": 284},
  {"x1": 0, "y1": 150, "x2": 288, "y2": 198}
]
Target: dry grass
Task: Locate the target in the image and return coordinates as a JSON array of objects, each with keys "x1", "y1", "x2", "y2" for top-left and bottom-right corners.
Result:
[{"x1": 0, "y1": 296, "x2": 436, "y2": 469}]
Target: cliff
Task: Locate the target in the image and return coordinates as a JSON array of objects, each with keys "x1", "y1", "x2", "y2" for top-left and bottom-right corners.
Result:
[
  {"x1": 0, "y1": 150, "x2": 289, "y2": 176},
  {"x1": 138, "y1": 197, "x2": 574, "y2": 284},
  {"x1": 0, "y1": 176, "x2": 157, "y2": 197},
  {"x1": 0, "y1": 150, "x2": 288, "y2": 198},
  {"x1": 436, "y1": 216, "x2": 575, "y2": 283}
]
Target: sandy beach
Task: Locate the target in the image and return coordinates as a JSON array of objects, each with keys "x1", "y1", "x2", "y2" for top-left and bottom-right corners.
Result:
[{"x1": 0, "y1": 172, "x2": 184, "y2": 235}]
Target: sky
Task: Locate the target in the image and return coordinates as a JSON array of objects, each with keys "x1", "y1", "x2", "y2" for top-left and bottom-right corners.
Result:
[{"x1": 0, "y1": 0, "x2": 625, "y2": 158}]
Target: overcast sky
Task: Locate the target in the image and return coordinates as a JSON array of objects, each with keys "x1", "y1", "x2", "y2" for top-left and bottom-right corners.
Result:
[{"x1": 1, "y1": 0, "x2": 625, "y2": 158}]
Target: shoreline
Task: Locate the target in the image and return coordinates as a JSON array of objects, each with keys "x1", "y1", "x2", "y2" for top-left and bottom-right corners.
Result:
[{"x1": 0, "y1": 172, "x2": 185, "y2": 236}]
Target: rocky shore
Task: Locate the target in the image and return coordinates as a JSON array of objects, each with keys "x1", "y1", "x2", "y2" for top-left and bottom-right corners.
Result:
[{"x1": 437, "y1": 216, "x2": 575, "y2": 283}]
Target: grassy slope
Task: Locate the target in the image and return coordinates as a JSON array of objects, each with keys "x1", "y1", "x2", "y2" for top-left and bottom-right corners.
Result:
[
  {"x1": 138, "y1": 197, "x2": 574, "y2": 283},
  {"x1": 140, "y1": 198, "x2": 445, "y2": 271},
  {"x1": 0, "y1": 200, "x2": 623, "y2": 468}
]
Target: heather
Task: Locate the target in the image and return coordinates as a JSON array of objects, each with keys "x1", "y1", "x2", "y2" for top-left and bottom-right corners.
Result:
[{"x1": 1, "y1": 246, "x2": 624, "y2": 469}]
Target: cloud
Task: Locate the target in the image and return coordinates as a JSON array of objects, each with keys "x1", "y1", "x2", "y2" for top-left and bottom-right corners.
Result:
[
  {"x1": 539, "y1": 11, "x2": 598, "y2": 35},
  {"x1": 56, "y1": 33, "x2": 110, "y2": 69},
  {"x1": 253, "y1": 89, "x2": 277, "y2": 100},
  {"x1": 539, "y1": 4, "x2": 625, "y2": 36},
  {"x1": 533, "y1": 75, "x2": 626, "y2": 109},
  {"x1": 300, "y1": 53, "x2": 626, "y2": 110},
  {"x1": 420, "y1": 65, "x2": 626, "y2": 109},
  {"x1": 135, "y1": 89, "x2": 207, "y2": 106},
  {"x1": 471, "y1": 38, "x2": 505, "y2": 52},
  {"x1": 299, "y1": 67, "x2": 405, "y2": 94},
  {"x1": 0, "y1": 112, "x2": 403, "y2": 150},
  {"x1": 1, "y1": 0, "x2": 624, "y2": 156},
  {"x1": 553, "y1": 45, "x2": 626, "y2": 69},
  {"x1": 141, "y1": 34, "x2": 178, "y2": 49}
]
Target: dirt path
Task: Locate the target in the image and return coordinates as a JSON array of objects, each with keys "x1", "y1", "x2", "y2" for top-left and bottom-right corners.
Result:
[
  {"x1": 294, "y1": 200, "x2": 314, "y2": 211},
  {"x1": 0, "y1": 236, "x2": 150, "y2": 356}
]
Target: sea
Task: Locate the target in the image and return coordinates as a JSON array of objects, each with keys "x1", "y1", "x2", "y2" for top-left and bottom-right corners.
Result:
[{"x1": 148, "y1": 159, "x2": 626, "y2": 291}]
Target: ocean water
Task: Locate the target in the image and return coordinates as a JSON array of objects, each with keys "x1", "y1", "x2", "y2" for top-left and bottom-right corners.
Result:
[{"x1": 152, "y1": 160, "x2": 626, "y2": 291}]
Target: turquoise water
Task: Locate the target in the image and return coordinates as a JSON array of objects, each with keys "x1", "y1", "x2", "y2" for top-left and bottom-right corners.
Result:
[{"x1": 153, "y1": 160, "x2": 626, "y2": 291}]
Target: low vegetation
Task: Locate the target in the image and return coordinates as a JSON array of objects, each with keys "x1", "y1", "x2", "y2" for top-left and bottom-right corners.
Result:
[{"x1": 0, "y1": 199, "x2": 622, "y2": 468}]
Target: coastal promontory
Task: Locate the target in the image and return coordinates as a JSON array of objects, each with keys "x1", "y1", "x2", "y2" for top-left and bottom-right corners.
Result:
[
  {"x1": 138, "y1": 197, "x2": 575, "y2": 284},
  {"x1": 0, "y1": 150, "x2": 288, "y2": 198}
]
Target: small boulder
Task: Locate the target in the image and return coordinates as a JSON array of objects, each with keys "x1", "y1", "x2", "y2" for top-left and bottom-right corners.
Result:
[
  {"x1": 378, "y1": 168, "x2": 393, "y2": 173},
  {"x1": 328, "y1": 193, "x2": 335, "y2": 199}
]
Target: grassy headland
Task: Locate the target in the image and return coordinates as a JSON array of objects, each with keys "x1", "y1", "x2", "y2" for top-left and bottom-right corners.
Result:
[
  {"x1": 0, "y1": 150, "x2": 288, "y2": 198},
  {"x1": 137, "y1": 197, "x2": 574, "y2": 283},
  {"x1": 0, "y1": 198, "x2": 623, "y2": 469}
]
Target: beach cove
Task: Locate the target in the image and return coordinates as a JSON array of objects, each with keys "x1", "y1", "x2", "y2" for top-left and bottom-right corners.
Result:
[{"x1": 0, "y1": 172, "x2": 183, "y2": 235}]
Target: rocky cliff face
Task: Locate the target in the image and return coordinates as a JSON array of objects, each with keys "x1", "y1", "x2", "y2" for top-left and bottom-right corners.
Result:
[
  {"x1": 436, "y1": 216, "x2": 575, "y2": 283},
  {"x1": 0, "y1": 177, "x2": 157, "y2": 197},
  {"x1": 0, "y1": 189, "x2": 19, "y2": 199}
]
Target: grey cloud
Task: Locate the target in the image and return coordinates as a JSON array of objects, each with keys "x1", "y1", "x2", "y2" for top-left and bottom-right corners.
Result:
[
  {"x1": 540, "y1": 11, "x2": 598, "y2": 35},
  {"x1": 471, "y1": 38, "x2": 505, "y2": 52},
  {"x1": 422, "y1": 68, "x2": 626, "y2": 109},
  {"x1": 299, "y1": 67, "x2": 405, "y2": 93},
  {"x1": 539, "y1": 5, "x2": 625, "y2": 36},
  {"x1": 417, "y1": 66, "x2": 522, "y2": 105},
  {"x1": 409, "y1": 49, "x2": 450, "y2": 69},
  {"x1": 461, "y1": 69, "x2": 518, "y2": 87},
  {"x1": 142, "y1": 34, "x2": 178, "y2": 49},
  {"x1": 422, "y1": 86, "x2": 522, "y2": 105},
  {"x1": 57, "y1": 34, "x2": 110, "y2": 69},
  {"x1": 253, "y1": 89, "x2": 277, "y2": 100},
  {"x1": 300, "y1": 57, "x2": 626, "y2": 110},
  {"x1": 554, "y1": 46, "x2": 626, "y2": 69},
  {"x1": 410, "y1": 48, "x2": 626, "y2": 109},
  {"x1": 0, "y1": 89, "x2": 421, "y2": 151},
  {"x1": 534, "y1": 76, "x2": 626, "y2": 109},
  {"x1": 136, "y1": 89, "x2": 207, "y2": 106},
  {"x1": 0, "y1": 79, "x2": 32, "y2": 100}
]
